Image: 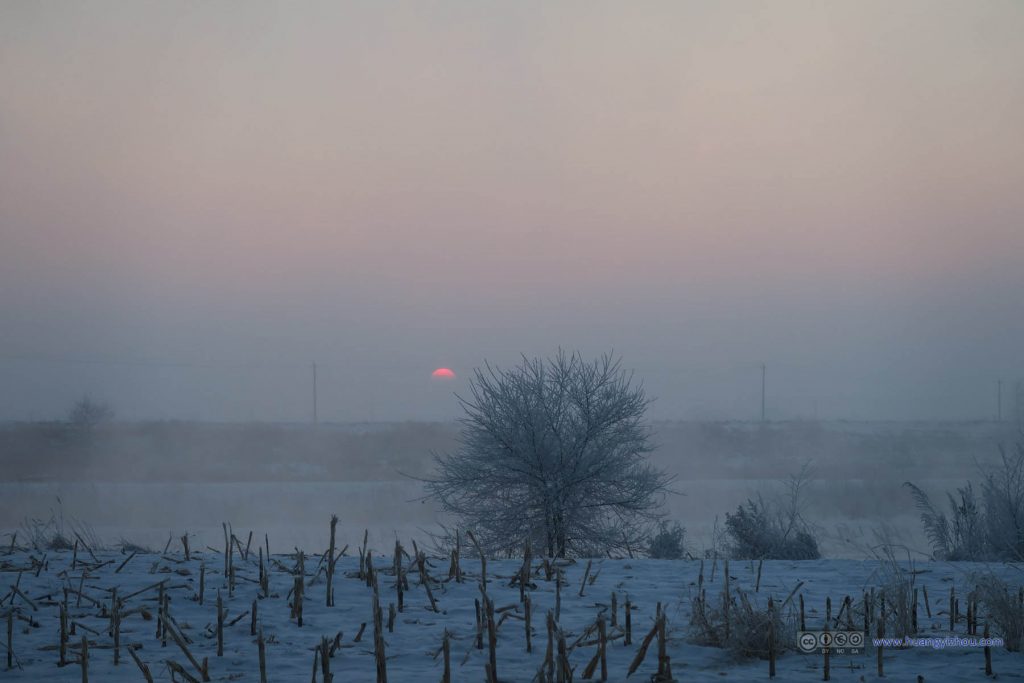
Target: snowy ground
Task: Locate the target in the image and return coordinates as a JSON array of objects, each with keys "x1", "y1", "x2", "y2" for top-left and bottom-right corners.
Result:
[{"x1": 2, "y1": 541, "x2": 1021, "y2": 682}]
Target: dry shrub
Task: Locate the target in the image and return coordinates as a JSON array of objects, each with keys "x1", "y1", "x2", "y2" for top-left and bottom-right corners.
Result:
[
  {"x1": 21, "y1": 515, "x2": 71, "y2": 550},
  {"x1": 905, "y1": 444, "x2": 1024, "y2": 561},
  {"x1": 19, "y1": 499, "x2": 103, "y2": 552},
  {"x1": 868, "y1": 542, "x2": 917, "y2": 639},
  {"x1": 647, "y1": 521, "x2": 686, "y2": 560},
  {"x1": 970, "y1": 572, "x2": 1024, "y2": 652},
  {"x1": 723, "y1": 464, "x2": 820, "y2": 560},
  {"x1": 689, "y1": 586, "x2": 798, "y2": 660}
]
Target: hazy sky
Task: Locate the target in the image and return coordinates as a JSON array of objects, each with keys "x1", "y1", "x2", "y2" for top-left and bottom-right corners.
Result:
[{"x1": 2, "y1": 1, "x2": 1023, "y2": 422}]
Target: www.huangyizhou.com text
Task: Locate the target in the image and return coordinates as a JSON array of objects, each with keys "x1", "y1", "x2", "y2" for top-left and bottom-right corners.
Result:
[{"x1": 873, "y1": 636, "x2": 1004, "y2": 649}]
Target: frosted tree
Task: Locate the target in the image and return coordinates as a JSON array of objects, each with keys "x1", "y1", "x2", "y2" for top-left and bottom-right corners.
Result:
[
  {"x1": 68, "y1": 395, "x2": 114, "y2": 428},
  {"x1": 427, "y1": 350, "x2": 671, "y2": 557}
]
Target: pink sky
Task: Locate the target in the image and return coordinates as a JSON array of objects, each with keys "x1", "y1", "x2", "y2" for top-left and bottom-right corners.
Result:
[{"x1": 1, "y1": 1, "x2": 1023, "y2": 421}]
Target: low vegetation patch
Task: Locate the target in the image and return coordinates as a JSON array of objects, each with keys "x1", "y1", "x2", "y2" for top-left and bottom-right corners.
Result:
[
  {"x1": 646, "y1": 521, "x2": 687, "y2": 559},
  {"x1": 722, "y1": 465, "x2": 821, "y2": 560},
  {"x1": 905, "y1": 444, "x2": 1024, "y2": 561}
]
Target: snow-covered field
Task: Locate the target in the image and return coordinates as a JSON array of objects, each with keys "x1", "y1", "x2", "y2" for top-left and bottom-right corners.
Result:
[{"x1": 2, "y1": 541, "x2": 1021, "y2": 682}]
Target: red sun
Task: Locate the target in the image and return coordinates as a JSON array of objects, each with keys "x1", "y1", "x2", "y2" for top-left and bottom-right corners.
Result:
[{"x1": 431, "y1": 367, "x2": 456, "y2": 380}]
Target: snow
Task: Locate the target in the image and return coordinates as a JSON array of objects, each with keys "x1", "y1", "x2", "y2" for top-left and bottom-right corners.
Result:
[{"x1": 2, "y1": 545, "x2": 1021, "y2": 682}]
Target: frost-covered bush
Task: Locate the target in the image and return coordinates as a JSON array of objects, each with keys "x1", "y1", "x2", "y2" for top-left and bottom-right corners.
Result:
[
  {"x1": 720, "y1": 466, "x2": 819, "y2": 561},
  {"x1": 982, "y1": 445, "x2": 1024, "y2": 560},
  {"x1": 647, "y1": 521, "x2": 686, "y2": 559},
  {"x1": 971, "y1": 572, "x2": 1024, "y2": 652},
  {"x1": 724, "y1": 499, "x2": 820, "y2": 560},
  {"x1": 722, "y1": 464, "x2": 821, "y2": 560},
  {"x1": 905, "y1": 444, "x2": 1024, "y2": 561},
  {"x1": 869, "y1": 544, "x2": 917, "y2": 639},
  {"x1": 689, "y1": 587, "x2": 797, "y2": 659}
]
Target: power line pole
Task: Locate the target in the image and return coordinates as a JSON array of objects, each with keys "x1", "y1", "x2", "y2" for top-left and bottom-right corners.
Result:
[
  {"x1": 1017, "y1": 379, "x2": 1023, "y2": 432},
  {"x1": 312, "y1": 362, "x2": 318, "y2": 425},
  {"x1": 1017, "y1": 380, "x2": 1022, "y2": 432},
  {"x1": 761, "y1": 364, "x2": 766, "y2": 422},
  {"x1": 997, "y1": 379, "x2": 1002, "y2": 422}
]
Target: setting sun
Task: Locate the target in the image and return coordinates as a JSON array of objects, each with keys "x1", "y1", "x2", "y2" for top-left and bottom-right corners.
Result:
[{"x1": 431, "y1": 368, "x2": 456, "y2": 380}]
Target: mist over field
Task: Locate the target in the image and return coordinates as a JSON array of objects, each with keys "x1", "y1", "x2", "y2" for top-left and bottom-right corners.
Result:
[
  {"x1": 2, "y1": 1, "x2": 1024, "y2": 425},
  {"x1": 2, "y1": 3, "x2": 1024, "y2": 679},
  {"x1": 3, "y1": 418, "x2": 1020, "y2": 560},
  {"x1": 2, "y1": 0, "x2": 1023, "y2": 558}
]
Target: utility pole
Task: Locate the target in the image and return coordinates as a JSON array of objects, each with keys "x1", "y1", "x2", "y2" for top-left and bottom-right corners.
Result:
[
  {"x1": 312, "y1": 362, "x2": 318, "y2": 425},
  {"x1": 1017, "y1": 380, "x2": 1022, "y2": 431},
  {"x1": 761, "y1": 364, "x2": 766, "y2": 422},
  {"x1": 1017, "y1": 380, "x2": 1023, "y2": 431},
  {"x1": 996, "y1": 379, "x2": 1002, "y2": 422}
]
